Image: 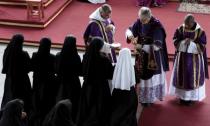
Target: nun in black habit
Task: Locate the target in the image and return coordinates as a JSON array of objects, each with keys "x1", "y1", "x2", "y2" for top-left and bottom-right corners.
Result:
[
  {"x1": 110, "y1": 48, "x2": 138, "y2": 126},
  {"x1": 0, "y1": 99, "x2": 27, "y2": 126},
  {"x1": 30, "y1": 38, "x2": 58, "y2": 126},
  {"x1": 55, "y1": 35, "x2": 82, "y2": 122},
  {"x1": 1, "y1": 34, "x2": 32, "y2": 114},
  {"x1": 77, "y1": 37, "x2": 114, "y2": 126},
  {"x1": 42, "y1": 99, "x2": 76, "y2": 126}
]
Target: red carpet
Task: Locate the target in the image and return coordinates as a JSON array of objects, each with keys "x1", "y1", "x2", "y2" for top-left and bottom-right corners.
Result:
[
  {"x1": 139, "y1": 63, "x2": 210, "y2": 126},
  {"x1": 0, "y1": 0, "x2": 209, "y2": 57}
]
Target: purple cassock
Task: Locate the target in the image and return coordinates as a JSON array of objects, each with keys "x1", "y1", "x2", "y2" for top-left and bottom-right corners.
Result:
[
  {"x1": 83, "y1": 10, "x2": 117, "y2": 63},
  {"x1": 127, "y1": 17, "x2": 169, "y2": 103},
  {"x1": 128, "y1": 16, "x2": 169, "y2": 81},
  {"x1": 172, "y1": 23, "x2": 209, "y2": 90}
]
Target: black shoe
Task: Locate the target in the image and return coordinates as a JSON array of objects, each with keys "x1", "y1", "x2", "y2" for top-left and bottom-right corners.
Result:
[
  {"x1": 141, "y1": 103, "x2": 152, "y2": 107},
  {"x1": 179, "y1": 99, "x2": 186, "y2": 105},
  {"x1": 188, "y1": 100, "x2": 196, "y2": 106},
  {"x1": 179, "y1": 99, "x2": 192, "y2": 106}
]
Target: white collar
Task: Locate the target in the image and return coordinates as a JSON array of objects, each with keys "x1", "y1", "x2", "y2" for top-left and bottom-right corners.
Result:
[
  {"x1": 89, "y1": 8, "x2": 106, "y2": 22},
  {"x1": 182, "y1": 23, "x2": 202, "y2": 31}
]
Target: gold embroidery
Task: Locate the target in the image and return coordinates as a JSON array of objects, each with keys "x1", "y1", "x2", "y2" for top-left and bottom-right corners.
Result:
[
  {"x1": 176, "y1": 52, "x2": 181, "y2": 88},
  {"x1": 193, "y1": 54, "x2": 196, "y2": 88},
  {"x1": 193, "y1": 29, "x2": 198, "y2": 41},
  {"x1": 91, "y1": 20, "x2": 106, "y2": 41},
  {"x1": 197, "y1": 54, "x2": 201, "y2": 88},
  {"x1": 181, "y1": 53, "x2": 185, "y2": 89},
  {"x1": 91, "y1": 19, "x2": 114, "y2": 62},
  {"x1": 147, "y1": 47, "x2": 158, "y2": 70}
]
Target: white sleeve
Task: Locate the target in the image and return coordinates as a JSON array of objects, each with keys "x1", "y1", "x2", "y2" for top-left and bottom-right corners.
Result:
[
  {"x1": 110, "y1": 43, "x2": 121, "y2": 48},
  {"x1": 142, "y1": 45, "x2": 160, "y2": 52},
  {"x1": 142, "y1": 45, "x2": 151, "y2": 53},
  {"x1": 111, "y1": 25, "x2": 116, "y2": 34},
  {"x1": 100, "y1": 42, "x2": 112, "y2": 54},
  {"x1": 187, "y1": 41, "x2": 199, "y2": 54},
  {"x1": 153, "y1": 45, "x2": 160, "y2": 51},
  {"x1": 125, "y1": 29, "x2": 133, "y2": 38}
]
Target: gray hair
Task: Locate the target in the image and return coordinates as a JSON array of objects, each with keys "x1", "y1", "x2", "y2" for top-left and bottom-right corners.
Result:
[
  {"x1": 100, "y1": 4, "x2": 112, "y2": 14},
  {"x1": 138, "y1": 7, "x2": 152, "y2": 19},
  {"x1": 184, "y1": 14, "x2": 195, "y2": 25}
]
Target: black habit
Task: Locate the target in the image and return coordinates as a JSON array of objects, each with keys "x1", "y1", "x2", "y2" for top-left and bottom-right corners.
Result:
[
  {"x1": 1, "y1": 34, "x2": 32, "y2": 114},
  {"x1": 0, "y1": 99, "x2": 27, "y2": 126},
  {"x1": 42, "y1": 99, "x2": 76, "y2": 126},
  {"x1": 110, "y1": 87, "x2": 138, "y2": 126},
  {"x1": 77, "y1": 37, "x2": 114, "y2": 126},
  {"x1": 30, "y1": 38, "x2": 58, "y2": 126},
  {"x1": 55, "y1": 35, "x2": 82, "y2": 122}
]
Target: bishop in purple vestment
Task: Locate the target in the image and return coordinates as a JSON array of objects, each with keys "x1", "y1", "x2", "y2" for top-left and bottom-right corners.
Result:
[
  {"x1": 169, "y1": 14, "x2": 209, "y2": 105},
  {"x1": 83, "y1": 4, "x2": 117, "y2": 63},
  {"x1": 126, "y1": 7, "x2": 169, "y2": 107}
]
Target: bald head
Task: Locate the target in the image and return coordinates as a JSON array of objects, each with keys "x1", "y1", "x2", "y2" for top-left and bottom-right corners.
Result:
[
  {"x1": 138, "y1": 7, "x2": 152, "y2": 24},
  {"x1": 100, "y1": 4, "x2": 112, "y2": 13},
  {"x1": 99, "y1": 4, "x2": 112, "y2": 19}
]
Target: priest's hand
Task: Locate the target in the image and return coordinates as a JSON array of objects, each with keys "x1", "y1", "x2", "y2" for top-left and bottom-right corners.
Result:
[
  {"x1": 106, "y1": 24, "x2": 114, "y2": 32},
  {"x1": 135, "y1": 44, "x2": 142, "y2": 50},
  {"x1": 128, "y1": 36, "x2": 138, "y2": 45},
  {"x1": 21, "y1": 112, "x2": 27, "y2": 120},
  {"x1": 185, "y1": 38, "x2": 191, "y2": 45}
]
